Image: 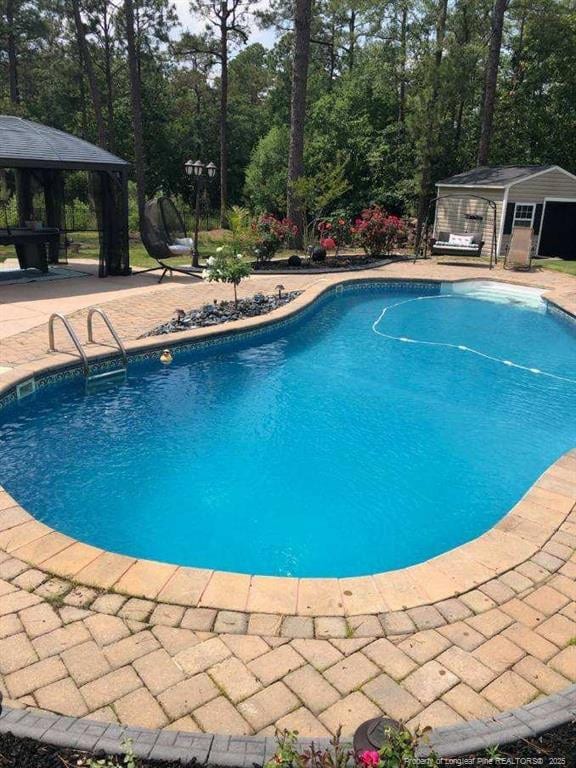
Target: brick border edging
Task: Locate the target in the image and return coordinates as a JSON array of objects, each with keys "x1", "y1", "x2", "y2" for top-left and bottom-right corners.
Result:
[{"x1": 1, "y1": 687, "x2": 575, "y2": 765}]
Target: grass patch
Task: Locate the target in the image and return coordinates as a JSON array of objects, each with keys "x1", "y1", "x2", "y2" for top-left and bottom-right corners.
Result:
[
  {"x1": 70, "y1": 230, "x2": 231, "y2": 269},
  {"x1": 539, "y1": 259, "x2": 576, "y2": 276}
]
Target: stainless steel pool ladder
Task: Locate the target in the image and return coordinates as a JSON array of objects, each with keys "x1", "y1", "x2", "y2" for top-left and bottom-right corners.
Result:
[{"x1": 48, "y1": 309, "x2": 127, "y2": 385}]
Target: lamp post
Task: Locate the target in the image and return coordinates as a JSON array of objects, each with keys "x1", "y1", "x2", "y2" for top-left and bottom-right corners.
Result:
[{"x1": 184, "y1": 159, "x2": 217, "y2": 267}]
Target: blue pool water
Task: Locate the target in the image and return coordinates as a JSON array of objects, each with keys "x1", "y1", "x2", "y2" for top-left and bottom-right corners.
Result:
[{"x1": 1, "y1": 282, "x2": 576, "y2": 578}]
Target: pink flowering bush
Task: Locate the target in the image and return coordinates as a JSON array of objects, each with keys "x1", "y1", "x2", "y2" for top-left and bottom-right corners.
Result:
[
  {"x1": 357, "y1": 751, "x2": 380, "y2": 767},
  {"x1": 351, "y1": 206, "x2": 405, "y2": 257},
  {"x1": 320, "y1": 236, "x2": 337, "y2": 251},
  {"x1": 253, "y1": 213, "x2": 298, "y2": 263},
  {"x1": 317, "y1": 215, "x2": 352, "y2": 254}
]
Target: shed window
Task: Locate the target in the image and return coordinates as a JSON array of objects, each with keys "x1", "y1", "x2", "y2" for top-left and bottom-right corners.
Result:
[{"x1": 512, "y1": 203, "x2": 535, "y2": 228}]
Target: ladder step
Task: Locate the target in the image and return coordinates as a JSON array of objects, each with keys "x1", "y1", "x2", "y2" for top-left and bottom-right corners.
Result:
[
  {"x1": 86, "y1": 368, "x2": 127, "y2": 388},
  {"x1": 88, "y1": 368, "x2": 126, "y2": 381}
]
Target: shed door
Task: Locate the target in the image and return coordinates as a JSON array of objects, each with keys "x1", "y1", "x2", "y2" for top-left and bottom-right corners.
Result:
[{"x1": 538, "y1": 201, "x2": 576, "y2": 259}]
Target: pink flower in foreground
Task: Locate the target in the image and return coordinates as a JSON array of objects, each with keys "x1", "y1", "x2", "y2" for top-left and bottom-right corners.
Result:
[{"x1": 358, "y1": 750, "x2": 380, "y2": 767}]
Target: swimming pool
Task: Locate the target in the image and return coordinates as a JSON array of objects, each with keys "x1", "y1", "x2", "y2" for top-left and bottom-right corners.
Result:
[{"x1": 1, "y1": 281, "x2": 575, "y2": 578}]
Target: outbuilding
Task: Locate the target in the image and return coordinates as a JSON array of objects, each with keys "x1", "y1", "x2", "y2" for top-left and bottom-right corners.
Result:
[{"x1": 433, "y1": 165, "x2": 576, "y2": 261}]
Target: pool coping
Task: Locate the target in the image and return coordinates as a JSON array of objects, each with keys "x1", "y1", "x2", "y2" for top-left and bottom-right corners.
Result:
[
  {"x1": 1, "y1": 685, "x2": 575, "y2": 763},
  {"x1": 0, "y1": 274, "x2": 576, "y2": 619}
]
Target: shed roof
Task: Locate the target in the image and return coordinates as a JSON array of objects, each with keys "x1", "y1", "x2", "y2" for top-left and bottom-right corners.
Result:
[
  {"x1": 0, "y1": 115, "x2": 128, "y2": 171},
  {"x1": 437, "y1": 165, "x2": 554, "y2": 187}
]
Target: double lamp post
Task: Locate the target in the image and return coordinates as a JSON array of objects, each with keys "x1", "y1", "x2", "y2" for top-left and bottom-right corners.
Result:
[{"x1": 184, "y1": 159, "x2": 217, "y2": 267}]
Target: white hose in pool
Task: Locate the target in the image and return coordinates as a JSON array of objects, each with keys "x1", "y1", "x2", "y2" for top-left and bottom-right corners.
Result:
[{"x1": 371, "y1": 294, "x2": 576, "y2": 386}]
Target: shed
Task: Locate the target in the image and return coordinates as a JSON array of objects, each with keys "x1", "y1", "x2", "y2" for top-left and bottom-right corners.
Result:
[
  {"x1": 0, "y1": 115, "x2": 130, "y2": 276},
  {"x1": 434, "y1": 165, "x2": 576, "y2": 260}
]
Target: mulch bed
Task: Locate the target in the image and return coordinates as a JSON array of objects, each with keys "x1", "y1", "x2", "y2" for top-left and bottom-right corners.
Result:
[
  {"x1": 253, "y1": 254, "x2": 387, "y2": 271},
  {"x1": 141, "y1": 291, "x2": 302, "y2": 338},
  {"x1": 457, "y1": 721, "x2": 576, "y2": 764},
  {"x1": 1, "y1": 722, "x2": 574, "y2": 766}
]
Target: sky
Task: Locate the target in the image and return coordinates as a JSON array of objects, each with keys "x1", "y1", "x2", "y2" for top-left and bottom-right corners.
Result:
[{"x1": 171, "y1": 0, "x2": 277, "y2": 49}]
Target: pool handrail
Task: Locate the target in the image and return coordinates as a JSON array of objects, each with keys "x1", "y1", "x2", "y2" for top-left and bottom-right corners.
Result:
[{"x1": 48, "y1": 313, "x2": 89, "y2": 376}]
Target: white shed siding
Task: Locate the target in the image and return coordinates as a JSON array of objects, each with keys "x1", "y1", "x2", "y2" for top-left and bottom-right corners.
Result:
[
  {"x1": 509, "y1": 168, "x2": 576, "y2": 202},
  {"x1": 434, "y1": 186, "x2": 504, "y2": 254},
  {"x1": 501, "y1": 169, "x2": 576, "y2": 255}
]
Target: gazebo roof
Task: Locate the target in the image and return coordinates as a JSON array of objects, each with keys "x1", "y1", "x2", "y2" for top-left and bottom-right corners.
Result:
[{"x1": 0, "y1": 115, "x2": 129, "y2": 171}]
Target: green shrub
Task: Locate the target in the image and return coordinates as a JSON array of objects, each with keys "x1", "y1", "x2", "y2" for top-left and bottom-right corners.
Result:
[{"x1": 203, "y1": 245, "x2": 252, "y2": 306}]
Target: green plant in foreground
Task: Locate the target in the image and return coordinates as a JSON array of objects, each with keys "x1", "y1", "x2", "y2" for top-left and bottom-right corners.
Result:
[
  {"x1": 203, "y1": 245, "x2": 252, "y2": 307},
  {"x1": 374, "y1": 725, "x2": 436, "y2": 768},
  {"x1": 266, "y1": 728, "x2": 304, "y2": 768},
  {"x1": 484, "y1": 744, "x2": 503, "y2": 761},
  {"x1": 267, "y1": 724, "x2": 436, "y2": 768},
  {"x1": 88, "y1": 738, "x2": 137, "y2": 768},
  {"x1": 301, "y1": 727, "x2": 352, "y2": 768}
]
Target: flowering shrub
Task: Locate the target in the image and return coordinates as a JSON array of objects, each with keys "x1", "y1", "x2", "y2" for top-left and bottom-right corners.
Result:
[
  {"x1": 351, "y1": 206, "x2": 405, "y2": 256},
  {"x1": 203, "y1": 245, "x2": 252, "y2": 306},
  {"x1": 317, "y1": 214, "x2": 351, "y2": 254},
  {"x1": 265, "y1": 725, "x2": 435, "y2": 768},
  {"x1": 357, "y1": 751, "x2": 380, "y2": 767},
  {"x1": 253, "y1": 213, "x2": 298, "y2": 263},
  {"x1": 320, "y1": 236, "x2": 337, "y2": 251}
]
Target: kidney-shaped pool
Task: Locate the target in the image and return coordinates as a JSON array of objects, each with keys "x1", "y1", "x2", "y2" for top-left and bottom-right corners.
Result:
[{"x1": 1, "y1": 281, "x2": 575, "y2": 577}]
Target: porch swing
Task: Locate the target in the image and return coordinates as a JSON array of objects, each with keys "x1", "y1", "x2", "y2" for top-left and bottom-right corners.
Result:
[{"x1": 415, "y1": 194, "x2": 498, "y2": 269}]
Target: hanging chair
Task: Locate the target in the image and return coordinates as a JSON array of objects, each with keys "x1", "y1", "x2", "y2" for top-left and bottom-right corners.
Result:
[{"x1": 140, "y1": 197, "x2": 200, "y2": 283}]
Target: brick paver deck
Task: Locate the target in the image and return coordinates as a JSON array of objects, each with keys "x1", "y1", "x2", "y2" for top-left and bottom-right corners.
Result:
[{"x1": 0, "y1": 259, "x2": 575, "y2": 737}]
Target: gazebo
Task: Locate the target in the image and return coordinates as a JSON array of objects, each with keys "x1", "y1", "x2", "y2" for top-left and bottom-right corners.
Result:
[{"x1": 0, "y1": 115, "x2": 130, "y2": 277}]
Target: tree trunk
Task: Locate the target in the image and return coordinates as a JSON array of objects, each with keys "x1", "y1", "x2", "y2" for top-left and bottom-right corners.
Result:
[
  {"x1": 398, "y1": 3, "x2": 408, "y2": 126},
  {"x1": 452, "y1": 2, "x2": 471, "y2": 159},
  {"x1": 219, "y1": 4, "x2": 229, "y2": 228},
  {"x1": 477, "y1": 0, "x2": 507, "y2": 166},
  {"x1": 124, "y1": 0, "x2": 147, "y2": 230},
  {"x1": 348, "y1": 11, "x2": 356, "y2": 70},
  {"x1": 415, "y1": 0, "x2": 448, "y2": 252},
  {"x1": 69, "y1": 0, "x2": 108, "y2": 148},
  {"x1": 287, "y1": 0, "x2": 312, "y2": 247},
  {"x1": 6, "y1": 0, "x2": 20, "y2": 104},
  {"x1": 102, "y1": 7, "x2": 116, "y2": 152},
  {"x1": 453, "y1": 97, "x2": 465, "y2": 158}
]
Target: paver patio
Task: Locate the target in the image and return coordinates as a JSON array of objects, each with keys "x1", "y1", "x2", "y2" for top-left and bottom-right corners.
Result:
[{"x1": 0, "y1": 258, "x2": 575, "y2": 737}]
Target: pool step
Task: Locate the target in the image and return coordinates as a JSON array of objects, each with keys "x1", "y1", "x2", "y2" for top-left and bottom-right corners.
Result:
[{"x1": 442, "y1": 280, "x2": 546, "y2": 311}]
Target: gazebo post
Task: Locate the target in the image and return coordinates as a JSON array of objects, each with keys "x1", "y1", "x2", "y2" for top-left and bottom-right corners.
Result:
[
  {"x1": 94, "y1": 169, "x2": 131, "y2": 277},
  {"x1": 117, "y1": 168, "x2": 130, "y2": 276},
  {"x1": 15, "y1": 169, "x2": 33, "y2": 225},
  {"x1": 42, "y1": 169, "x2": 65, "y2": 264}
]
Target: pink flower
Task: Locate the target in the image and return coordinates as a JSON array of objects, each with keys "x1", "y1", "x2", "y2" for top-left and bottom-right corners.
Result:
[
  {"x1": 320, "y1": 237, "x2": 336, "y2": 250},
  {"x1": 358, "y1": 750, "x2": 380, "y2": 767}
]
